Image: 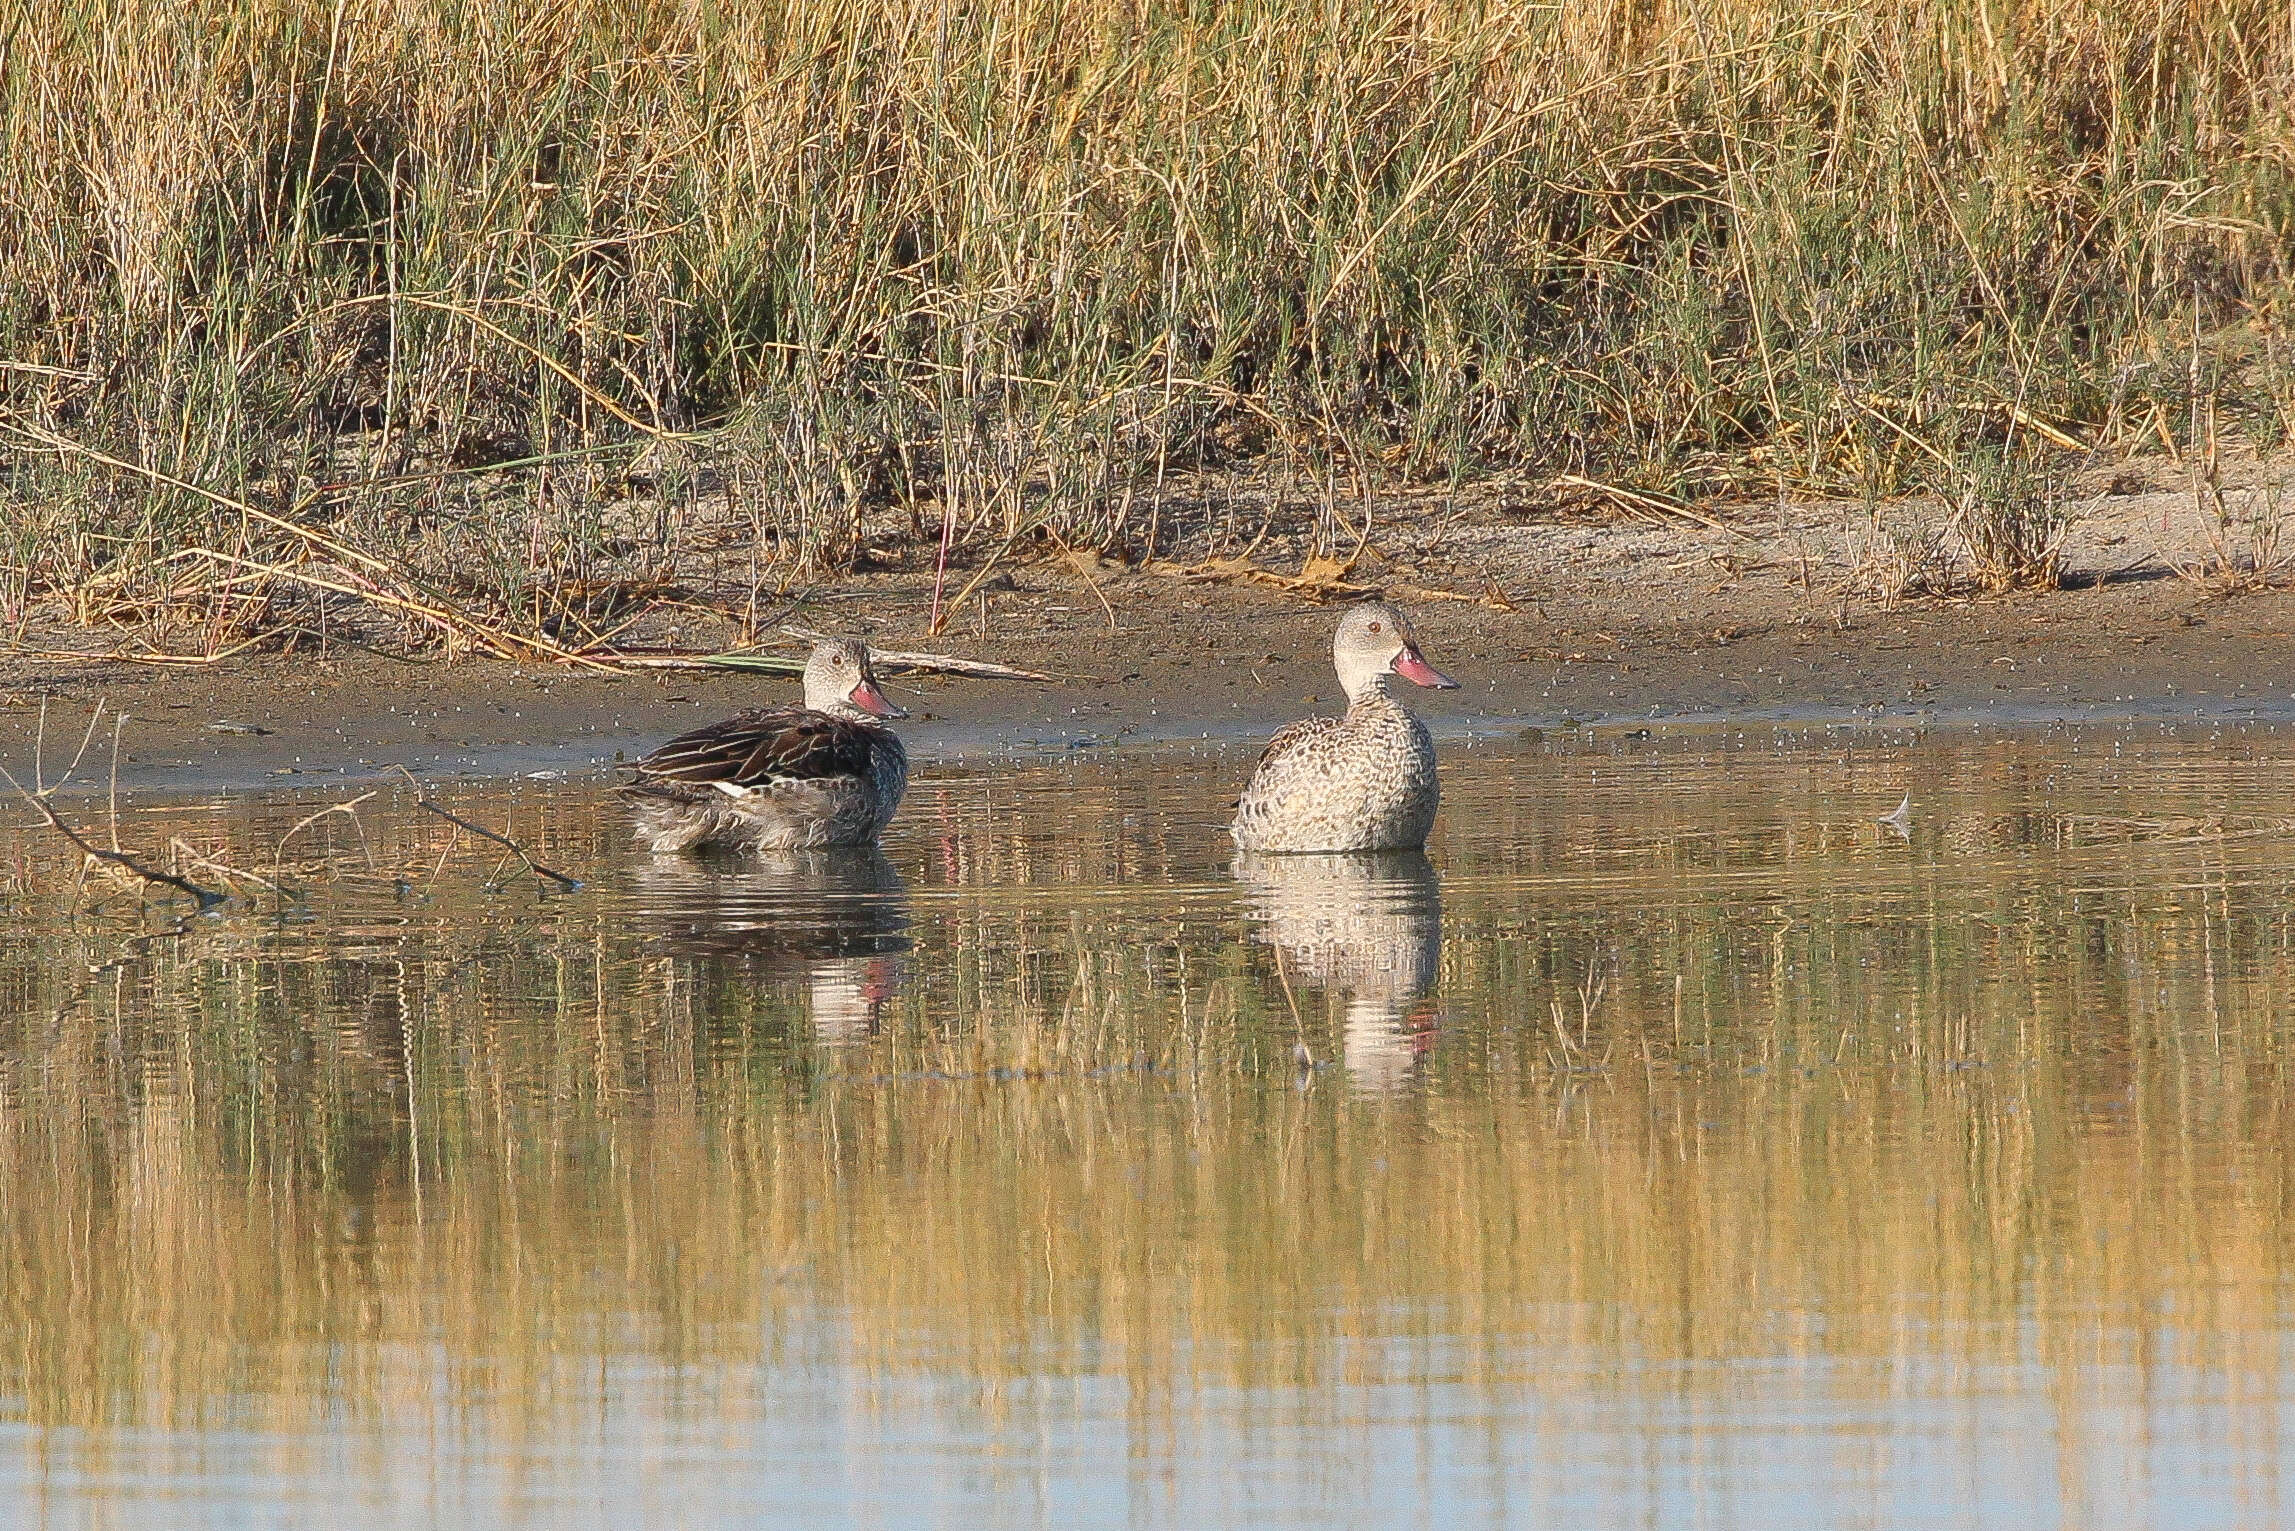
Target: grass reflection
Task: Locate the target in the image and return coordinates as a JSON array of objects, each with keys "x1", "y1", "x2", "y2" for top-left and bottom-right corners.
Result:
[{"x1": 2, "y1": 731, "x2": 2292, "y2": 1521}]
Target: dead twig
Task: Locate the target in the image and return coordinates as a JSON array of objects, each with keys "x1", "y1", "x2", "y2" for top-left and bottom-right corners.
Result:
[
  {"x1": 170, "y1": 839, "x2": 292, "y2": 898},
  {"x1": 181, "y1": 546, "x2": 620, "y2": 671},
  {"x1": 934, "y1": 526, "x2": 1029, "y2": 636},
  {"x1": 716, "y1": 628, "x2": 1061, "y2": 682},
  {"x1": 612, "y1": 649, "x2": 1063, "y2": 682},
  {"x1": 388, "y1": 765, "x2": 582, "y2": 891},
  {"x1": 4, "y1": 631, "x2": 302, "y2": 667},
  {"x1": 0, "y1": 418, "x2": 620, "y2": 670},
  {"x1": 1050, "y1": 540, "x2": 1120, "y2": 635},
  {"x1": 2, "y1": 767, "x2": 224, "y2": 909},
  {"x1": 861, "y1": 648, "x2": 1061, "y2": 683},
  {"x1": 39, "y1": 694, "x2": 107, "y2": 795},
  {"x1": 1268, "y1": 942, "x2": 1311, "y2": 1071},
  {"x1": 272, "y1": 792, "x2": 377, "y2": 882},
  {"x1": 610, "y1": 652, "x2": 807, "y2": 674},
  {"x1": 1861, "y1": 392, "x2": 2086, "y2": 451},
  {"x1": 1547, "y1": 475, "x2": 1749, "y2": 537}
]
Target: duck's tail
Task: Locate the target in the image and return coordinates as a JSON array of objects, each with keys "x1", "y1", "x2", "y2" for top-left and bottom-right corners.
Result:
[{"x1": 619, "y1": 780, "x2": 734, "y2": 854}]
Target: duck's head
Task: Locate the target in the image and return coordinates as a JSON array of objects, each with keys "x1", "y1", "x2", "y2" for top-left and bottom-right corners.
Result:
[
  {"x1": 804, "y1": 638, "x2": 908, "y2": 720},
  {"x1": 1332, "y1": 602, "x2": 1457, "y2": 700}
]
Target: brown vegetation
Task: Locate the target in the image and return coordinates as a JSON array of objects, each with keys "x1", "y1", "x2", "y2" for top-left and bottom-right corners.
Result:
[{"x1": 2, "y1": 0, "x2": 2292, "y2": 655}]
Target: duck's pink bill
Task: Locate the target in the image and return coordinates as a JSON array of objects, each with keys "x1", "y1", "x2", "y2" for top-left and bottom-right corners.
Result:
[
  {"x1": 1391, "y1": 646, "x2": 1459, "y2": 689},
  {"x1": 850, "y1": 680, "x2": 908, "y2": 718}
]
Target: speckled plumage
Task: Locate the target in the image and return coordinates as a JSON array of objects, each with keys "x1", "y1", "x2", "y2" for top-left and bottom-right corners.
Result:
[
  {"x1": 1231, "y1": 693, "x2": 1439, "y2": 851},
  {"x1": 1231, "y1": 603, "x2": 1456, "y2": 853},
  {"x1": 622, "y1": 639, "x2": 909, "y2": 852}
]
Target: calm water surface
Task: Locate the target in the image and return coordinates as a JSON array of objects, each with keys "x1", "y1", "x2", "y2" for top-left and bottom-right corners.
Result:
[{"x1": 4, "y1": 724, "x2": 2294, "y2": 1529}]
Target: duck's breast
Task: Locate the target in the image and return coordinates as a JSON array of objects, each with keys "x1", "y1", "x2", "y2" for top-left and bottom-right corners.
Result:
[
  {"x1": 1233, "y1": 704, "x2": 1437, "y2": 851},
  {"x1": 1348, "y1": 708, "x2": 1439, "y2": 847}
]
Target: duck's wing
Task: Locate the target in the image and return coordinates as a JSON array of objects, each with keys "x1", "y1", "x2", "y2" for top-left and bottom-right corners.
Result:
[
  {"x1": 632, "y1": 707, "x2": 881, "y2": 788},
  {"x1": 1235, "y1": 714, "x2": 1345, "y2": 806},
  {"x1": 1250, "y1": 714, "x2": 1344, "y2": 778}
]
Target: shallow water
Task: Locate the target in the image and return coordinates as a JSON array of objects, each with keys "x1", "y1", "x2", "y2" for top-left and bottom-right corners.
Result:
[{"x1": 4, "y1": 723, "x2": 2294, "y2": 1529}]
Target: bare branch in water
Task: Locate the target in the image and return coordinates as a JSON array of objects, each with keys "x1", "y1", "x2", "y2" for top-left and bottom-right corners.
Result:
[
  {"x1": 388, "y1": 766, "x2": 583, "y2": 892},
  {"x1": 32, "y1": 694, "x2": 109, "y2": 796},
  {"x1": 272, "y1": 793, "x2": 378, "y2": 882},
  {"x1": 2, "y1": 767, "x2": 225, "y2": 909}
]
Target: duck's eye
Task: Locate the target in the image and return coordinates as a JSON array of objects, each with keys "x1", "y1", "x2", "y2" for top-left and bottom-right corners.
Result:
[{"x1": 1368, "y1": 622, "x2": 1383, "y2": 634}]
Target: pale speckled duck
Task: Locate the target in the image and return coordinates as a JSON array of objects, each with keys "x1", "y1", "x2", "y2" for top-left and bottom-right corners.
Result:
[
  {"x1": 1230, "y1": 602, "x2": 1458, "y2": 853},
  {"x1": 621, "y1": 638, "x2": 909, "y2": 853}
]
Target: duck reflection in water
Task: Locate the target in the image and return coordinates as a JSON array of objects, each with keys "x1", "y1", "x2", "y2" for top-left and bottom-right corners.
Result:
[
  {"x1": 628, "y1": 849, "x2": 910, "y2": 1043},
  {"x1": 1232, "y1": 849, "x2": 1442, "y2": 1092}
]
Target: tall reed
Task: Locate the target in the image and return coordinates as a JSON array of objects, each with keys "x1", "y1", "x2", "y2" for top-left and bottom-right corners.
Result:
[{"x1": 2, "y1": 0, "x2": 2290, "y2": 632}]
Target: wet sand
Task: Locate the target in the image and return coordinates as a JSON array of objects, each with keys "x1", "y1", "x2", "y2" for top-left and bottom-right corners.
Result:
[
  {"x1": 7, "y1": 457, "x2": 2295, "y2": 790},
  {"x1": 6, "y1": 566, "x2": 2294, "y2": 793}
]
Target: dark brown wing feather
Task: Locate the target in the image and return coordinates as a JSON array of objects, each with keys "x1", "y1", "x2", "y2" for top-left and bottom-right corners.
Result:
[{"x1": 631, "y1": 707, "x2": 880, "y2": 787}]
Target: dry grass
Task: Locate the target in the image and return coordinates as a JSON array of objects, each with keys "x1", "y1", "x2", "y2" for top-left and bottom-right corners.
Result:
[{"x1": 1, "y1": 0, "x2": 2292, "y2": 651}]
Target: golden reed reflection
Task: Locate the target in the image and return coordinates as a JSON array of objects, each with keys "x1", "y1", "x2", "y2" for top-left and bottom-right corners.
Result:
[{"x1": 0, "y1": 732, "x2": 2292, "y2": 1521}]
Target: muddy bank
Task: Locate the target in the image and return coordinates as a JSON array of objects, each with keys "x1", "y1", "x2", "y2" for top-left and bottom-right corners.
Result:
[
  {"x1": 6, "y1": 466, "x2": 2295, "y2": 793},
  {"x1": 6, "y1": 576, "x2": 2293, "y2": 795}
]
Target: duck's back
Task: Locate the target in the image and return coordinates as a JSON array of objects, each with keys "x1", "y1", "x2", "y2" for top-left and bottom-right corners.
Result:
[
  {"x1": 1232, "y1": 699, "x2": 1437, "y2": 852},
  {"x1": 623, "y1": 706, "x2": 906, "y2": 851}
]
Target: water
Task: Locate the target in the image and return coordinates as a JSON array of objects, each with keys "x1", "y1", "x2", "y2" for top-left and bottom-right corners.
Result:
[{"x1": 4, "y1": 723, "x2": 2294, "y2": 1529}]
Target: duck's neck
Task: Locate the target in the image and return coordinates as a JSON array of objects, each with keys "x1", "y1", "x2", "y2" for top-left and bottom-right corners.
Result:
[{"x1": 1342, "y1": 672, "x2": 1401, "y2": 710}]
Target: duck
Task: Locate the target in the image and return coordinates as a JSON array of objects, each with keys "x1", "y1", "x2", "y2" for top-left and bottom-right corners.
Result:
[
  {"x1": 1231, "y1": 601, "x2": 1458, "y2": 853},
  {"x1": 622, "y1": 637, "x2": 909, "y2": 853}
]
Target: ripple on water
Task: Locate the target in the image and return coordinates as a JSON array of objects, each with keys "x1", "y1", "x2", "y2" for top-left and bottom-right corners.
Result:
[{"x1": 2, "y1": 723, "x2": 2293, "y2": 1528}]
